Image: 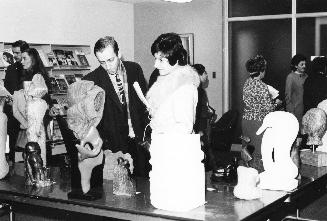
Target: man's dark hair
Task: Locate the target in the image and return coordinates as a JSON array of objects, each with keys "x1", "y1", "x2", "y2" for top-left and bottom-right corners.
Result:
[
  {"x1": 192, "y1": 64, "x2": 206, "y2": 75},
  {"x1": 94, "y1": 36, "x2": 119, "y2": 56},
  {"x1": 12, "y1": 40, "x2": 29, "y2": 52}
]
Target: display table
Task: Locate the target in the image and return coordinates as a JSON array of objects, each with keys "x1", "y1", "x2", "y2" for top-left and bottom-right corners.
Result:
[{"x1": 0, "y1": 163, "x2": 325, "y2": 221}]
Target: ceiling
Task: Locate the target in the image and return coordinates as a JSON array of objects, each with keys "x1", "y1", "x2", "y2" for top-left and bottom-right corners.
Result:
[{"x1": 109, "y1": 0, "x2": 165, "y2": 3}]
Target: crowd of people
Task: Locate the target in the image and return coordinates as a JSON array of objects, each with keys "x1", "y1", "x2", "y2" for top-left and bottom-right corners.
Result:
[
  {"x1": 3, "y1": 34, "x2": 214, "y2": 203},
  {"x1": 242, "y1": 53, "x2": 327, "y2": 172}
]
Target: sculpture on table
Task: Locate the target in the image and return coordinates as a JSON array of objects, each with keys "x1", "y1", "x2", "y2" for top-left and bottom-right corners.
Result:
[
  {"x1": 0, "y1": 84, "x2": 12, "y2": 179},
  {"x1": 256, "y1": 111, "x2": 299, "y2": 191},
  {"x1": 302, "y1": 108, "x2": 327, "y2": 150},
  {"x1": 13, "y1": 74, "x2": 48, "y2": 165},
  {"x1": 233, "y1": 166, "x2": 262, "y2": 200},
  {"x1": 66, "y1": 80, "x2": 105, "y2": 199},
  {"x1": 113, "y1": 157, "x2": 136, "y2": 196},
  {"x1": 24, "y1": 142, "x2": 53, "y2": 187},
  {"x1": 26, "y1": 74, "x2": 48, "y2": 165},
  {"x1": 316, "y1": 100, "x2": 327, "y2": 152}
]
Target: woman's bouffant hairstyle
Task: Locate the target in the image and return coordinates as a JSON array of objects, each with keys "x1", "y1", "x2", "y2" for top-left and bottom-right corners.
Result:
[
  {"x1": 291, "y1": 54, "x2": 306, "y2": 71},
  {"x1": 245, "y1": 55, "x2": 267, "y2": 78},
  {"x1": 151, "y1": 33, "x2": 187, "y2": 66},
  {"x1": 22, "y1": 48, "x2": 50, "y2": 87},
  {"x1": 94, "y1": 36, "x2": 119, "y2": 56}
]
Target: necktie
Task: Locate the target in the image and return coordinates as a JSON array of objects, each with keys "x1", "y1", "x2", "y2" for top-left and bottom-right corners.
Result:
[{"x1": 115, "y1": 73, "x2": 125, "y2": 104}]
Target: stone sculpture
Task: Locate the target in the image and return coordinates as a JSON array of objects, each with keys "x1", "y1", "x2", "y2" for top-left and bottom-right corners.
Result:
[
  {"x1": 113, "y1": 157, "x2": 136, "y2": 196},
  {"x1": 302, "y1": 108, "x2": 327, "y2": 148},
  {"x1": 0, "y1": 84, "x2": 11, "y2": 179},
  {"x1": 66, "y1": 80, "x2": 105, "y2": 198},
  {"x1": 256, "y1": 111, "x2": 299, "y2": 191},
  {"x1": 26, "y1": 74, "x2": 48, "y2": 165}
]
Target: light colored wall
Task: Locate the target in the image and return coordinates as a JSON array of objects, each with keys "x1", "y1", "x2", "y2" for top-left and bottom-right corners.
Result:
[
  {"x1": 134, "y1": 0, "x2": 223, "y2": 116},
  {"x1": 0, "y1": 0, "x2": 134, "y2": 70}
]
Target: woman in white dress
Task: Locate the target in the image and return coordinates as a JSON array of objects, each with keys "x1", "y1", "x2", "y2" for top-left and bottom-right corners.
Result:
[{"x1": 146, "y1": 33, "x2": 205, "y2": 212}]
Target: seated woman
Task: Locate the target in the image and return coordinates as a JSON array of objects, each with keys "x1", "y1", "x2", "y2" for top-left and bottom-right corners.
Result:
[
  {"x1": 146, "y1": 33, "x2": 205, "y2": 212},
  {"x1": 242, "y1": 55, "x2": 281, "y2": 172}
]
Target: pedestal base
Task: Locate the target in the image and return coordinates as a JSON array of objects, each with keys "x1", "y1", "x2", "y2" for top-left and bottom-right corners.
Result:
[{"x1": 300, "y1": 150, "x2": 327, "y2": 167}]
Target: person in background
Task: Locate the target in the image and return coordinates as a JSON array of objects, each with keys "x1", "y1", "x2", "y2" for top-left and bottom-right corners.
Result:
[
  {"x1": 83, "y1": 36, "x2": 149, "y2": 178},
  {"x1": 192, "y1": 63, "x2": 216, "y2": 171},
  {"x1": 242, "y1": 55, "x2": 281, "y2": 172},
  {"x1": 285, "y1": 54, "x2": 307, "y2": 127},
  {"x1": 303, "y1": 56, "x2": 327, "y2": 114},
  {"x1": 4, "y1": 40, "x2": 30, "y2": 164}
]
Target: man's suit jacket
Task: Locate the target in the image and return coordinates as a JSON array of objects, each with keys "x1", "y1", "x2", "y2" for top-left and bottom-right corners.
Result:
[
  {"x1": 83, "y1": 61, "x2": 148, "y2": 153},
  {"x1": 4, "y1": 62, "x2": 23, "y2": 94},
  {"x1": 4, "y1": 62, "x2": 23, "y2": 136}
]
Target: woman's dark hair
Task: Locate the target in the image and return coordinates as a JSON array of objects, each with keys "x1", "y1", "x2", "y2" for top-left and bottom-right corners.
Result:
[
  {"x1": 245, "y1": 55, "x2": 267, "y2": 78},
  {"x1": 291, "y1": 54, "x2": 306, "y2": 71},
  {"x1": 21, "y1": 48, "x2": 51, "y2": 89},
  {"x1": 192, "y1": 64, "x2": 206, "y2": 75},
  {"x1": 151, "y1": 33, "x2": 187, "y2": 66},
  {"x1": 94, "y1": 36, "x2": 119, "y2": 56}
]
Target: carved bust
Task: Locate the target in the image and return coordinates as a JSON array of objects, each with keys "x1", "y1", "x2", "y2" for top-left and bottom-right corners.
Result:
[{"x1": 302, "y1": 108, "x2": 327, "y2": 146}]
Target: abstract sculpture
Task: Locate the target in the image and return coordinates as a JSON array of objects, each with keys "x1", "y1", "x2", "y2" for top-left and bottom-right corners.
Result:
[
  {"x1": 66, "y1": 80, "x2": 105, "y2": 199},
  {"x1": 316, "y1": 100, "x2": 327, "y2": 152},
  {"x1": 113, "y1": 157, "x2": 136, "y2": 196},
  {"x1": 256, "y1": 111, "x2": 299, "y2": 191},
  {"x1": 26, "y1": 74, "x2": 48, "y2": 165},
  {"x1": 13, "y1": 74, "x2": 48, "y2": 165},
  {"x1": 0, "y1": 84, "x2": 11, "y2": 179},
  {"x1": 233, "y1": 166, "x2": 262, "y2": 200}
]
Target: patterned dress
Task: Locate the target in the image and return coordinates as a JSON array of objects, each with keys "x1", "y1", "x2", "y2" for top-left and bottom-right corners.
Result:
[{"x1": 242, "y1": 77, "x2": 276, "y2": 172}]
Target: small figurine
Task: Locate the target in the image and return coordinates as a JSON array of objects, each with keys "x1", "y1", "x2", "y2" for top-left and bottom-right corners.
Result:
[
  {"x1": 256, "y1": 111, "x2": 299, "y2": 191},
  {"x1": 113, "y1": 157, "x2": 136, "y2": 196},
  {"x1": 24, "y1": 142, "x2": 53, "y2": 187}
]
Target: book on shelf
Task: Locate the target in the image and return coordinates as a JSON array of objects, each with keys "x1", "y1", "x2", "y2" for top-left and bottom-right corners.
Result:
[
  {"x1": 64, "y1": 50, "x2": 79, "y2": 66},
  {"x1": 49, "y1": 77, "x2": 60, "y2": 94},
  {"x1": 47, "y1": 52, "x2": 59, "y2": 67},
  {"x1": 53, "y1": 49, "x2": 68, "y2": 66},
  {"x1": 64, "y1": 74, "x2": 76, "y2": 85},
  {"x1": 37, "y1": 49, "x2": 50, "y2": 67},
  {"x1": 1, "y1": 48, "x2": 14, "y2": 67},
  {"x1": 75, "y1": 50, "x2": 89, "y2": 67},
  {"x1": 55, "y1": 76, "x2": 68, "y2": 93}
]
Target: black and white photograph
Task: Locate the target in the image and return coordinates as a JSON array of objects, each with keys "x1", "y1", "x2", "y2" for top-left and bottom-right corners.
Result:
[{"x1": 2, "y1": 1, "x2": 327, "y2": 221}]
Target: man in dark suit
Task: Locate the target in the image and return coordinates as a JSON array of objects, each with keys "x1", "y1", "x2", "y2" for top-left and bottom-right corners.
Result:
[
  {"x1": 4, "y1": 40, "x2": 29, "y2": 163},
  {"x1": 83, "y1": 36, "x2": 150, "y2": 177}
]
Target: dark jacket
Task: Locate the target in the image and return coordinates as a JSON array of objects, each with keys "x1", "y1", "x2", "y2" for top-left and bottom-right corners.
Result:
[{"x1": 83, "y1": 61, "x2": 148, "y2": 153}]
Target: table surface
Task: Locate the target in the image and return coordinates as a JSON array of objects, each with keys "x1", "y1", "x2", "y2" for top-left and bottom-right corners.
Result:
[{"x1": 0, "y1": 163, "x2": 324, "y2": 221}]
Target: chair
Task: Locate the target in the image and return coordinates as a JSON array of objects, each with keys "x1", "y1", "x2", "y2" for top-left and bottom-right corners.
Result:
[{"x1": 210, "y1": 109, "x2": 238, "y2": 152}]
